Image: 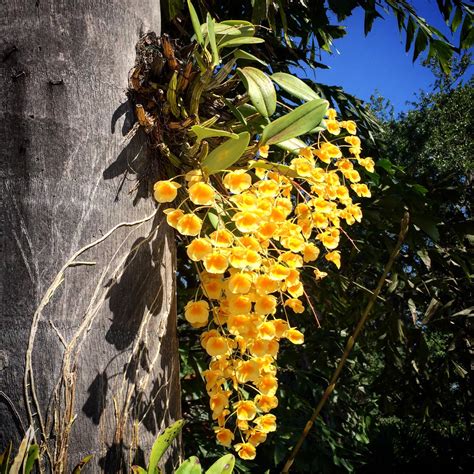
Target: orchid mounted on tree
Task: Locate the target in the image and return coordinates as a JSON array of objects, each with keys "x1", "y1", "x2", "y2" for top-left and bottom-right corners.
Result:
[{"x1": 128, "y1": 0, "x2": 373, "y2": 461}]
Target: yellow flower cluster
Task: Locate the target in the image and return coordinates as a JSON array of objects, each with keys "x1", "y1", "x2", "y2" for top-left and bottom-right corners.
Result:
[{"x1": 153, "y1": 109, "x2": 372, "y2": 460}]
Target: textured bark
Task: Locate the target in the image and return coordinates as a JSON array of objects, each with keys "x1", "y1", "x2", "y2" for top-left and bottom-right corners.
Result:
[{"x1": 0, "y1": 1, "x2": 181, "y2": 472}]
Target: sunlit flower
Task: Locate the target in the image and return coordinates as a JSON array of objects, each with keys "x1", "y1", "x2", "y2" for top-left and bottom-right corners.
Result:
[
  {"x1": 351, "y1": 183, "x2": 371, "y2": 198},
  {"x1": 359, "y1": 157, "x2": 375, "y2": 173},
  {"x1": 184, "y1": 300, "x2": 209, "y2": 327},
  {"x1": 248, "y1": 430, "x2": 267, "y2": 447},
  {"x1": 234, "y1": 442, "x2": 256, "y2": 460},
  {"x1": 325, "y1": 250, "x2": 341, "y2": 269},
  {"x1": 228, "y1": 272, "x2": 253, "y2": 294},
  {"x1": 153, "y1": 180, "x2": 181, "y2": 203},
  {"x1": 317, "y1": 228, "x2": 340, "y2": 250},
  {"x1": 187, "y1": 238, "x2": 212, "y2": 261},
  {"x1": 227, "y1": 295, "x2": 252, "y2": 316},
  {"x1": 285, "y1": 328, "x2": 304, "y2": 344},
  {"x1": 210, "y1": 391, "x2": 230, "y2": 418},
  {"x1": 259, "y1": 145, "x2": 270, "y2": 158},
  {"x1": 254, "y1": 414, "x2": 277, "y2": 433},
  {"x1": 155, "y1": 109, "x2": 370, "y2": 457},
  {"x1": 255, "y1": 295, "x2": 277, "y2": 315},
  {"x1": 258, "y1": 321, "x2": 277, "y2": 341},
  {"x1": 285, "y1": 298, "x2": 305, "y2": 313},
  {"x1": 327, "y1": 108, "x2": 337, "y2": 120},
  {"x1": 255, "y1": 274, "x2": 280, "y2": 294},
  {"x1": 303, "y1": 243, "x2": 320, "y2": 262},
  {"x1": 325, "y1": 119, "x2": 341, "y2": 135},
  {"x1": 209, "y1": 229, "x2": 234, "y2": 247},
  {"x1": 268, "y1": 264, "x2": 291, "y2": 281},
  {"x1": 314, "y1": 268, "x2": 328, "y2": 280},
  {"x1": 215, "y1": 427, "x2": 234, "y2": 447},
  {"x1": 185, "y1": 169, "x2": 203, "y2": 184},
  {"x1": 256, "y1": 179, "x2": 279, "y2": 197},
  {"x1": 233, "y1": 211, "x2": 260, "y2": 233},
  {"x1": 235, "y1": 400, "x2": 257, "y2": 421},
  {"x1": 257, "y1": 374, "x2": 278, "y2": 395},
  {"x1": 163, "y1": 208, "x2": 184, "y2": 228},
  {"x1": 291, "y1": 157, "x2": 314, "y2": 177},
  {"x1": 236, "y1": 360, "x2": 260, "y2": 383},
  {"x1": 343, "y1": 120, "x2": 357, "y2": 135},
  {"x1": 188, "y1": 182, "x2": 215, "y2": 205},
  {"x1": 202, "y1": 277, "x2": 223, "y2": 300},
  {"x1": 176, "y1": 214, "x2": 202, "y2": 236},
  {"x1": 203, "y1": 252, "x2": 229, "y2": 274},
  {"x1": 206, "y1": 336, "x2": 230, "y2": 356},
  {"x1": 272, "y1": 319, "x2": 289, "y2": 338},
  {"x1": 223, "y1": 170, "x2": 252, "y2": 193},
  {"x1": 255, "y1": 394, "x2": 279, "y2": 412}
]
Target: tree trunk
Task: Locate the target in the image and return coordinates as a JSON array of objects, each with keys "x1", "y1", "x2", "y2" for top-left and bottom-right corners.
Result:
[{"x1": 0, "y1": 1, "x2": 181, "y2": 472}]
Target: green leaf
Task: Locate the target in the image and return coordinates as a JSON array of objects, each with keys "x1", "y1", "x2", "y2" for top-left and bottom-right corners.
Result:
[
  {"x1": 191, "y1": 125, "x2": 238, "y2": 141},
  {"x1": 364, "y1": 7, "x2": 382, "y2": 35},
  {"x1": 9, "y1": 428, "x2": 33, "y2": 474},
  {"x1": 405, "y1": 17, "x2": 415, "y2": 52},
  {"x1": 377, "y1": 158, "x2": 395, "y2": 174},
  {"x1": 275, "y1": 137, "x2": 307, "y2": 154},
  {"x1": 201, "y1": 132, "x2": 250, "y2": 174},
  {"x1": 236, "y1": 103, "x2": 259, "y2": 118},
  {"x1": 408, "y1": 298, "x2": 418, "y2": 321},
  {"x1": 72, "y1": 455, "x2": 94, "y2": 474},
  {"x1": 248, "y1": 160, "x2": 297, "y2": 178},
  {"x1": 460, "y1": 15, "x2": 474, "y2": 49},
  {"x1": 417, "y1": 249, "x2": 431, "y2": 269},
  {"x1": 132, "y1": 467, "x2": 148, "y2": 474},
  {"x1": 413, "y1": 28, "x2": 428, "y2": 62},
  {"x1": 176, "y1": 456, "x2": 203, "y2": 474},
  {"x1": 412, "y1": 183, "x2": 428, "y2": 196},
  {"x1": 428, "y1": 39, "x2": 452, "y2": 75},
  {"x1": 223, "y1": 98, "x2": 247, "y2": 125},
  {"x1": 234, "y1": 49, "x2": 268, "y2": 66},
  {"x1": 207, "y1": 14, "x2": 219, "y2": 67},
  {"x1": 412, "y1": 214, "x2": 440, "y2": 242},
  {"x1": 205, "y1": 454, "x2": 235, "y2": 474},
  {"x1": 219, "y1": 37, "x2": 265, "y2": 49},
  {"x1": 165, "y1": 0, "x2": 183, "y2": 20},
  {"x1": 213, "y1": 23, "x2": 242, "y2": 36},
  {"x1": 310, "y1": 125, "x2": 325, "y2": 133},
  {"x1": 234, "y1": 104, "x2": 269, "y2": 132},
  {"x1": 147, "y1": 419, "x2": 185, "y2": 474},
  {"x1": 24, "y1": 445, "x2": 39, "y2": 474},
  {"x1": 187, "y1": 0, "x2": 203, "y2": 45},
  {"x1": 220, "y1": 20, "x2": 256, "y2": 37},
  {"x1": 0, "y1": 442, "x2": 12, "y2": 474},
  {"x1": 260, "y1": 99, "x2": 328, "y2": 145},
  {"x1": 451, "y1": 360, "x2": 468, "y2": 378},
  {"x1": 237, "y1": 67, "x2": 276, "y2": 118},
  {"x1": 200, "y1": 23, "x2": 241, "y2": 38},
  {"x1": 208, "y1": 211, "x2": 219, "y2": 229},
  {"x1": 451, "y1": 6, "x2": 463, "y2": 33},
  {"x1": 271, "y1": 72, "x2": 320, "y2": 102}
]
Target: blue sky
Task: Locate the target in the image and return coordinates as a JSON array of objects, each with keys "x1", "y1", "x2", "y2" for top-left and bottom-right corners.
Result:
[{"x1": 298, "y1": 0, "x2": 470, "y2": 113}]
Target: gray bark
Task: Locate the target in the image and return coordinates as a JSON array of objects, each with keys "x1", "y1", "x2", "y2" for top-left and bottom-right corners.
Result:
[{"x1": 0, "y1": 1, "x2": 181, "y2": 472}]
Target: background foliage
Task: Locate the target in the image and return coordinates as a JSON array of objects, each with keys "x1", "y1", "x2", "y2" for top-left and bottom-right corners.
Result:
[{"x1": 163, "y1": 2, "x2": 473, "y2": 472}]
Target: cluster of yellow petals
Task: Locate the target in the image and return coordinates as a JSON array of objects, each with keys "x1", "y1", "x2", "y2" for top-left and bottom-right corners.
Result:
[{"x1": 152, "y1": 108, "x2": 372, "y2": 460}]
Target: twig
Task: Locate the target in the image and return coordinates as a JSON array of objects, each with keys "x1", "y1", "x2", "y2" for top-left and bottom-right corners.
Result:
[
  {"x1": 49, "y1": 321, "x2": 67, "y2": 348},
  {"x1": 281, "y1": 212, "x2": 409, "y2": 473},
  {"x1": 303, "y1": 289, "x2": 321, "y2": 328},
  {"x1": 339, "y1": 274, "x2": 387, "y2": 302}
]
